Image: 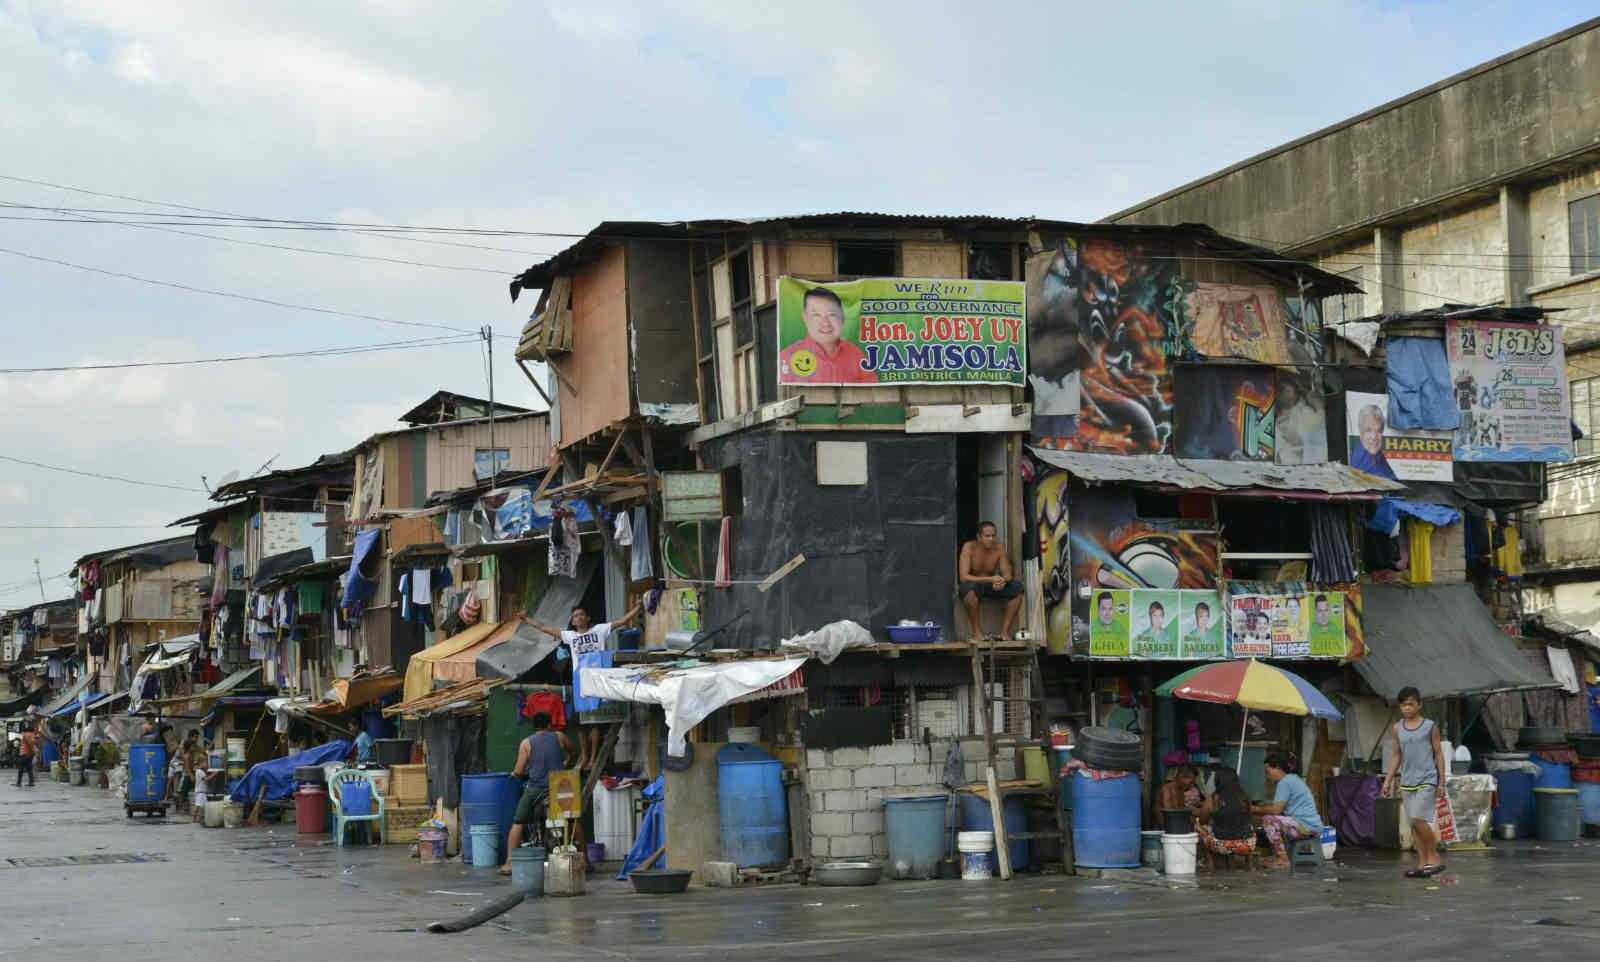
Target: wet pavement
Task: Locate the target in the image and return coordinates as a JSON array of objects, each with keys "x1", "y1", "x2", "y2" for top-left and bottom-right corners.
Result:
[{"x1": 4, "y1": 774, "x2": 1600, "y2": 960}]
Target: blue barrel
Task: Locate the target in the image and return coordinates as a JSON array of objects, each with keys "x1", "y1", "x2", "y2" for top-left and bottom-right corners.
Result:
[
  {"x1": 127, "y1": 745, "x2": 168, "y2": 804},
  {"x1": 1531, "y1": 755, "x2": 1572, "y2": 789},
  {"x1": 882, "y1": 793, "x2": 947, "y2": 879},
  {"x1": 957, "y1": 791, "x2": 1028, "y2": 871},
  {"x1": 1492, "y1": 770, "x2": 1537, "y2": 835},
  {"x1": 40, "y1": 738, "x2": 60, "y2": 766},
  {"x1": 1535, "y1": 787, "x2": 1580, "y2": 842},
  {"x1": 1070, "y1": 771, "x2": 1141, "y2": 869},
  {"x1": 717, "y1": 744, "x2": 789, "y2": 868},
  {"x1": 1578, "y1": 783, "x2": 1600, "y2": 826},
  {"x1": 460, "y1": 773, "x2": 524, "y2": 866}
]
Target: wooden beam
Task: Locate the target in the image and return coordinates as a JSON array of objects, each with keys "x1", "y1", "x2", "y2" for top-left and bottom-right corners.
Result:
[
  {"x1": 685, "y1": 396, "x2": 803, "y2": 447},
  {"x1": 514, "y1": 359, "x2": 553, "y2": 408},
  {"x1": 757, "y1": 553, "x2": 806, "y2": 593}
]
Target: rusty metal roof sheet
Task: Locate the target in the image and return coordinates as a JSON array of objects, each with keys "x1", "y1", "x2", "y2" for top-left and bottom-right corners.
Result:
[{"x1": 1028, "y1": 448, "x2": 1405, "y2": 497}]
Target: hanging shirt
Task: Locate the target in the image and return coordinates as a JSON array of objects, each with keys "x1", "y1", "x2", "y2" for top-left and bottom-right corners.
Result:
[
  {"x1": 629, "y1": 506, "x2": 655, "y2": 582},
  {"x1": 411, "y1": 568, "x2": 432, "y2": 604},
  {"x1": 572, "y1": 649, "x2": 614, "y2": 713}
]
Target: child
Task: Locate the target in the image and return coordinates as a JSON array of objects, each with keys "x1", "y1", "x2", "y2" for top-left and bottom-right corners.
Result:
[{"x1": 1382, "y1": 686, "x2": 1449, "y2": 877}]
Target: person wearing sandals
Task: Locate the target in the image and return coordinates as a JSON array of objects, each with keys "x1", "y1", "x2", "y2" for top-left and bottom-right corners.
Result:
[
  {"x1": 1252, "y1": 752, "x2": 1323, "y2": 869},
  {"x1": 1383, "y1": 686, "x2": 1449, "y2": 878}
]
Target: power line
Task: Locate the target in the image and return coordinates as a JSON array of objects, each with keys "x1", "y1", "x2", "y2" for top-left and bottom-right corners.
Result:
[
  {"x1": 0, "y1": 524, "x2": 175, "y2": 529},
  {"x1": 0, "y1": 244, "x2": 485, "y2": 335},
  {"x1": 0, "y1": 333, "x2": 479, "y2": 374},
  {"x1": 0, "y1": 454, "x2": 204, "y2": 492},
  {"x1": 0, "y1": 201, "x2": 587, "y2": 239}
]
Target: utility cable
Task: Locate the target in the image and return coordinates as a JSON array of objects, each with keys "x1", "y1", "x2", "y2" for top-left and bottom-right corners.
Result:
[
  {"x1": 0, "y1": 333, "x2": 479, "y2": 373},
  {"x1": 0, "y1": 454, "x2": 205, "y2": 492}
]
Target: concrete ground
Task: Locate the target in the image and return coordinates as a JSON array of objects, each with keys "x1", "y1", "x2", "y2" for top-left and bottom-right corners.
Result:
[{"x1": 4, "y1": 774, "x2": 1600, "y2": 961}]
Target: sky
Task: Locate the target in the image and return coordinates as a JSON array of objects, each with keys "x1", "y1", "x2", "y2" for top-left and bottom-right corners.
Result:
[{"x1": 0, "y1": 0, "x2": 1594, "y2": 607}]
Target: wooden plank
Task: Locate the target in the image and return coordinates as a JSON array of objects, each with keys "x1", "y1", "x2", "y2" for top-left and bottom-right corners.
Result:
[
  {"x1": 903, "y1": 403, "x2": 1031, "y2": 434},
  {"x1": 686, "y1": 396, "x2": 803, "y2": 446},
  {"x1": 756, "y1": 554, "x2": 806, "y2": 593}
]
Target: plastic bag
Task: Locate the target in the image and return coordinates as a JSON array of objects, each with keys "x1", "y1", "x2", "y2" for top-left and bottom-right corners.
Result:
[{"x1": 1435, "y1": 790, "x2": 1459, "y2": 844}]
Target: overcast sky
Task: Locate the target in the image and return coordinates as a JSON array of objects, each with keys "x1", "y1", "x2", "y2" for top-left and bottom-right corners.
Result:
[{"x1": 0, "y1": 1, "x2": 1592, "y2": 606}]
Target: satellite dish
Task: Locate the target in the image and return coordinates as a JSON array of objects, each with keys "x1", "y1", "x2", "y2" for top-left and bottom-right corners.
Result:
[{"x1": 216, "y1": 471, "x2": 240, "y2": 488}]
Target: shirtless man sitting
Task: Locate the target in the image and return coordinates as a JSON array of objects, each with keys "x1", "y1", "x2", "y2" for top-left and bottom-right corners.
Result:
[{"x1": 957, "y1": 521, "x2": 1023, "y2": 642}]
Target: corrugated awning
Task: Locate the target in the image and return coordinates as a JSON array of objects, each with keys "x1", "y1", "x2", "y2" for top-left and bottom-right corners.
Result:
[
  {"x1": 433, "y1": 620, "x2": 520, "y2": 685},
  {"x1": 50, "y1": 690, "x2": 127, "y2": 718},
  {"x1": 146, "y1": 666, "x2": 260, "y2": 711},
  {"x1": 1028, "y1": 448, "x2": 1405, "y2": 498},
  {"x1": 1354, "y1": 583, "x2": 1558, "y2": 700}
]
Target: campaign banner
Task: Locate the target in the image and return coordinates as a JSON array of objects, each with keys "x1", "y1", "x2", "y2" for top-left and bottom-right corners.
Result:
[
  {"x1": 1446, "y1": 320, "x2": 1573, "y2": 462},
  {"x1": 777, "y1": 276, "x2": 1026, "y2": 387},
  {"x1": 1306, "y1": 591, "x2": 1348, "y2": 658},
  {"x1": 1178, "y1": 590, "x2": 1226, "y2": 659},
  {"x1": 1088, "y1": 588, "x2": 1131, "y2": 658},
  {"x1": 1129, "y1": 589, "x2": 1180, "y2": 658},
  {"x1": 1228, "y1": 591, "x2": 1275, "y2": 658},
  {"x1": 1345, "y1": 391, "x2": 1453, "y2": 482},
  {"x1": 1228, "y1": 582, "x2": 1348, "y2": 659}
]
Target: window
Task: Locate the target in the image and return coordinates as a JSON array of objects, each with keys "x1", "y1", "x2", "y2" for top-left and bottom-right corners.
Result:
[
  {"x1": 1571, "y1": 195, "x2": 1600, "y2": 275},
  {"x1": 836, "y1": 241, "x2": 897, "y2": 277},
  {"x1": 1575, "y1": 376, "x2": 1598, "y2": 457},
  {"x1": 474, "y1": 449, "x2": 510, "y2": 481},
  {"x1": 968, "y1": 242, "x2": 1016, "y2": 280}
]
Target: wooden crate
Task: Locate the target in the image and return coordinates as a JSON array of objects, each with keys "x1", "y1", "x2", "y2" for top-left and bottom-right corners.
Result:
[
  {"x1": 384, "y1": 804, "x2": 433, "y2": 845},
  {"x1": 388, "y1": 764, "x2": 429, "y2": 805}
]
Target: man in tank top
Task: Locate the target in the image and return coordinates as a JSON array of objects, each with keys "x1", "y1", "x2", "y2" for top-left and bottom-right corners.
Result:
[
  {"x1": 499, "y1": 712, "x2": 569, "y2": 875},
  {"x1": 1382, "y1": 686, "x2": 1449, "y2": 877}
]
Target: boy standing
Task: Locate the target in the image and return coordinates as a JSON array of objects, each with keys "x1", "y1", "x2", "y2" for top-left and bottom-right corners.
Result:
[{"x1": 1383, "y1": 686, "x2": 1449, "y2": 877}]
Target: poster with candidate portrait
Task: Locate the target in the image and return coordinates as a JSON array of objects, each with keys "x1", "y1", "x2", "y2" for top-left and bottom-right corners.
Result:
[
  {"x1": 1306, "y1": 591, "x2": 1348, "y2": 657},
  {"x1": 1227, "y1": 591, "x2": 1275, "y2": 658},
  {"x1": 1344, "y1": 391, "x2": 1453, "y2": 482},
  {"x1": 1129, "y1": 589, "x2": 1180, "y2": 658},
  {"x1": 1445, "y1": 320, "x2": 1573, "y2": 462},
  {"x1": 1178, "y1": 590, "x2": 1226, "y2": 659},
  {"x1": 1270, "y1": 589, "x2": 1310, "y2": 658},
  {"x1": 1088, "y1": 589, "x2": 1131, "y2": 657},
  {"x1": 776, "y1": 276, "x2": 1026, "y2": 388}
]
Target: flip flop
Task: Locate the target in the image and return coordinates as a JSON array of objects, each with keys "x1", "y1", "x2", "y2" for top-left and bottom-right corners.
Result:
[
  {"x1": 1421, "y1": 863, "x2": 1446, "y2": 876},
  {"x1": 1404, "y1": 867, "x2": 1427, "y2": 878}
]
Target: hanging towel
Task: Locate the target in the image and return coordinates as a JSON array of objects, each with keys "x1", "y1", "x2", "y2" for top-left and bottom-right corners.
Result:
[
  {"x1": 1548, "y1": 645, "x2": 1581, "y2": 694},
  {"x1": 629, "y1": 506, "x2": 655, "y2": 582},
  {"x1": 573, "y1": 649, "x2": 614, "y2": 713},
  {"x1": 398, "y1": 571, "x2": 412, "y2": 621},
  {"x1": 1407, "y1": 520, "x2": 1434, "y2": 584},
  {"x1": 714, "y1": 517, "x2": 733, "y2": 589},
  {"x1": 1386, "y1": 336, "x2": 1460, "y2": 430},
  {"x1": 614, "y1": 511, "x2": 634, "y2": 547},
  {"x1": 411, "y1": 567, "x2": 432, "y2": 604}
]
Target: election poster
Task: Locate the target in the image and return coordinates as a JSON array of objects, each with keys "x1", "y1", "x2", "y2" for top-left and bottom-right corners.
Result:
[
  {"x1": 1270, "y1": 590, "x2": 1310, "y2": 658},
  {"x1": 1088, "y1": 589, "x2": 1131, "y2": 657},
  {"x1": 1178, "y1": 590, "x2": 1226, "y2": 659},
  {"x1": 1445, "y1": 320, "x2": 1573, "y2": 462},
  {"x1": 1345, "y1": 391, "x2": 1453, "y2": 482},
  {"x1": 1228, "y1": 591, "x2": 1274, "y2": 658},
  {"x1": 777, "y1": 276, "x2": 1026, "y2": 387},
  {"x1": 1129, "y1": 589, "x2": 1180, "y2": 658},
  {"x1": 1306, "y1": 591, "x2": 1348, "y2": 657}
]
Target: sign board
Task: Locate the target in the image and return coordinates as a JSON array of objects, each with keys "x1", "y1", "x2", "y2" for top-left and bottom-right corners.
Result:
[
  {"x1": 1344, "y1": 391, "x2": 1453, "y2": 482},
  {"x1": 777, "y1": 276, "x2": 1026, "y2": 387},
  {"x1": 548, "y1": 768, "x2": 582, "y2": 819},
  {"x1": 661, "y1": 471, "x2": 725, "y2": 522},
  {"x1": 1445, "y1": 320, "x2": 1573, "y2": 462}
]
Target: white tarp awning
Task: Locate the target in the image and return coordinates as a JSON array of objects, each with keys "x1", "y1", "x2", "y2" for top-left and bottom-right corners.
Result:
[{"x1": 582, "y1": 656, "x2": 808, "y2": 756}]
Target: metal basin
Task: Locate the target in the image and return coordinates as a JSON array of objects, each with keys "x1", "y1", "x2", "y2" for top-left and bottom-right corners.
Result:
[{"x1": 813, "y1": 861, "x2": 882, "y2": 887}]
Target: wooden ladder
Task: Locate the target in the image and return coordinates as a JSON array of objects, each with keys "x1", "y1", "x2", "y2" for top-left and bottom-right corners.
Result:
[{"x1": 970, "y1": 639, "x2": 1073, "y2": 879}]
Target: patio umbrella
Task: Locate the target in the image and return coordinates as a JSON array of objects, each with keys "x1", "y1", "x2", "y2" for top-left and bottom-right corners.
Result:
[{"x1": 1156, "y1": 660, "x2": 1343, "y2": 772}]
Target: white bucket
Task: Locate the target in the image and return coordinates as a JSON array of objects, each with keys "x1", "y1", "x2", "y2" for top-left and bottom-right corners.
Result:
[
  {"x1": 226, "y1": 736, "x2": 247, "y2": 762},
  {"x1": 957, "y1": 830, "x2": 995, "y2": 880},
  {"x1": 727, "y1": 726, "x2": 761, "y2": 744},
  {"x1": 1161, "y1": 832, "x2": 1198, "y2": 876},
  {"x1": 203, "y1": 799, "x2": 226, "y2": 828},
  {"x1": 222, "y1": 802, "x2": 244, "y2": 829}
]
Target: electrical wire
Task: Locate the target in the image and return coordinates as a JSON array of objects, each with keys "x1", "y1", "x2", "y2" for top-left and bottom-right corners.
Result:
[
  {"x1": 0, "y1": 454, "x2": 204, "y2": 492},
  {"x1": 0, "y1": 201, "x2": 586, "y2": 239},
  {"x1": 0, "y1": 333, "x2": 479, "y2": 374},
  {"x1": 0, "y1": 524, "x2": 176, "y2": 529}
]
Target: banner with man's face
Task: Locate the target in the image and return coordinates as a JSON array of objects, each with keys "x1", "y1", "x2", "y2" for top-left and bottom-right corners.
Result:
[{"x1": 776, "y1": 276, "x2": 1026, "y2": 387}]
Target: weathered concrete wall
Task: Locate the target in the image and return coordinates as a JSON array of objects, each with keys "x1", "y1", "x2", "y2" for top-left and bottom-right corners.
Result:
[{"x1": 1108, "y1": 21, "x2": 1600, "y2": 253}]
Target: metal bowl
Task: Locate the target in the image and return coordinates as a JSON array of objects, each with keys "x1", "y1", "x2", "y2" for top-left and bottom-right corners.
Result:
[
  {"x1": 630, "y1": 869, "x2": 693, "y2": 895},
  {"x1": 814, "y1": 861, "x2": 882, "y2": 887}
]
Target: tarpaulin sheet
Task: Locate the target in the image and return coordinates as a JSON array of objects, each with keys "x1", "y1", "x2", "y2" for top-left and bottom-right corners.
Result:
[
  {"x1": 582, "y1": 656, "x2": 809, "y2": 755},
  {"x1": 1355, "y1": 583, "x2": 1558, "y2": 700},
  {"x1": 433, "y1": 620, "x2": 518, "y2": 684},
  {"x1": 403, "y1": 621, "x2": 502, "y2": 702},
  {"x1": 36, "y1": 672, "x2": 95, "y2": 717},
  {"x1": 50, "y1": 691, "x2": 126, "y2": 718},
  {"x1": 616, "y1": 776, "x2": 664, "y2": 880},
  {"x1": 475, "y1": 619, "x2": 562, "y2": 681},
  {"x1": 229, "y1": 739, "x2": 352, "y2": 804}
]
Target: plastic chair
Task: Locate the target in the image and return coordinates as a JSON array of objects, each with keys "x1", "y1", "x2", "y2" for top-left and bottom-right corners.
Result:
[
  {"x1": 328, "y1": 768, "x2": 386, "y2": 847},
  {"x1": 1290, "y1": 836, "x2": 1324, "y2": 868}
]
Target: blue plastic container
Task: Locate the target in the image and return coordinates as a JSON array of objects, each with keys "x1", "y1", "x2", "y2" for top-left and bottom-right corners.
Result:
[
  {"x1": 510, "y1": 845, "x2": 546, "y2": 894},
  {"x1": 460, "y1": 773, "x2": 523, "y2": 866},
  {"x1": 1578, "y1": 783, "x2": 1600, "y2": 827},
  {"x1": 469, "y1": 824, "x2": 500, "y2": 866},
  {"x1": 40, "y1": 737, "x2": 60, "y2": 766},
  {"x1": 717, "y1": 743, "x2": 790, "y2": 868},
  {"x1": 1531, "y1": 755, "x2": 1573, "y2": 790},
  {"x1": 1492, "y1": 770, "x2": 1537, "y2": 835},
  {"x1": 1535, "y1": 787, "x2": 1580, "y2": 842},
  {"x1": 957, "y1": 791, "x2": 1028, "y2": 871},
  {"x1": 882, "y1": 793, "x2": 947, "y2": 879},
  {"x1": 1070, "y1": 771, "x2": 1141, "y2": 869},
  {"x1": 126, "y1": 744, "x2": 168, "y2": 804}
]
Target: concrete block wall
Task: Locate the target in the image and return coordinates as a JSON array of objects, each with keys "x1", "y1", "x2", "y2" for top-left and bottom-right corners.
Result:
[
  {"x1": 803, "y1": 740, "x2": 1018, "y2": 862},
  {"x1": 1428, "y1": 520, "x2": 1468, "y2": 584}
]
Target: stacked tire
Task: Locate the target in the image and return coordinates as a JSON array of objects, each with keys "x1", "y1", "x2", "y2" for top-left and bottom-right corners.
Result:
[{"x1": 1073, "y1": 726, "x2": 1143, "y2": 773}]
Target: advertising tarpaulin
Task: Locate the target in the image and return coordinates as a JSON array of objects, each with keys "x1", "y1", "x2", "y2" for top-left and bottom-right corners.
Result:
[
  {"x1": 1445, "y1": 320, "x2": 1573, "y2": 462},
  {"x1": 1344, "y1": 391, "x2": 1453, "y2": 482},
  {"x1": 1228, "y1": 582, "x2": 1350, "y2": 659},
  {"x1": 777, "y1": 276, "x2": 1026, "y2": 388},
  {"x1": 1088, "y1": 588, "x2": 1226, "y2": 660}
]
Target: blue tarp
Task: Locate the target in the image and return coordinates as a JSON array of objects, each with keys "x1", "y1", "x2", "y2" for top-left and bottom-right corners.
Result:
[
  {"x1": 616, "y1": 776, "x2": 665, "y2": 880},
  {"x1": 1369, "y1": 497, "x2": 1462, "y2": 535},
  {"x1": 1386, "y1": 336, "x2": 1460, "y2": 431},
  {"x1": 341, "y1": 529, "x2": 381, "y2": 614},
  {"x1": 229, "y1": 739, "x2": 351, "y2": 804},
  {"x1": 49, "y1": 691, "x2": 124, "y2": 718}
]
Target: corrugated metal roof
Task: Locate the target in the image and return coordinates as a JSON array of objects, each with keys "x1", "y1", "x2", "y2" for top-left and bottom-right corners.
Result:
[
  {"x1": 1355, "y1": 583, "x2": 1557, "y2": 699},
  {"x1": 1027, "y1": 448, "x2": 1406, "y2": 496}
]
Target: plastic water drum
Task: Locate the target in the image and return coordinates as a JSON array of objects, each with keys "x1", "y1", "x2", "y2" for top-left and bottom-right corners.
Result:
[
  {"x1": 1535, "y1": 788, "x2": 1581, "y2": 842},
  {"x1": 957, "y1": 791, "x2": 1028, "y2": 870},
  {"x1": 460, "y1": 773, "x2": 523, "y2": 866},
  {"x1": 1070, "y1": 771, "x2": 1141, "y2": 869},
  {"x1": 1579, "y1": 783, "x2": 1600, "y2": 827},
  {"x1": 1531, "y1": 755, "x2": 1573, "y2": 790},
  {"x1": 717, "y1": 744, "x2": 790, "y2": 868},
  {"x1": 883, "y1": 793, "x2": 947, "y2": 880},
  {"x1": 1493, "y1": 770, "x2": 1537, "y2": 836},
  {"x1": 126, "y1": 745, "x2": 168, "y2": 804}
]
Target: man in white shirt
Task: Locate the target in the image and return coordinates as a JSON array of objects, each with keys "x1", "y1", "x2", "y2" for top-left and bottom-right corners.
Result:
[{"x1": 529, "y1": 602, "x2": 641, "y2": 770}]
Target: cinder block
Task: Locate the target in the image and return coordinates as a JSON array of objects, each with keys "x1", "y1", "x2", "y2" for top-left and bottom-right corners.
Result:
[
  {"x1": 864, "y1": 788, "x2": 886, "y2": 808},
  {"x1": 807, "y1": 749, "x2": 828, "y2": 769},
  {"x1": 831, "y1": 834, "x2": 873, "y2": 857},
  {"x1": 806, "y1": 767, "x2": 853, "y2": 791},
  {"x1": 961, "y1": 739, "x2": 988, "y2": 761},
  {"x1": 702, "y1": 861, "x2": 739, "y2": 887},
  {"x1": 996, "y1": 757, "x2": 1017, "y2": 781},
  {"x1": 852, "y1": 811, "x2": 884, "y2": 834},
  {"x1": 854, "y1": 766, "x2": 896, "y2": 788},
  {"x1": 870, "y1": 743, "x2": 918, "y2": 765},
  {"x1": 812, "y1": 812, "x2": 853, "y2": 836},
  {"x1": 830, "y1": 747, "x2": 870, "y2": 767},
  {"x1": 812, "y1": 835, "x2": 832, "y2": 858},
  {"x1": 825, "y1": 789, "x2": 868, "y2": 812},
  {"x1": 894, "y1": 764, "x2": 940, "y2": 785},
  {"x1": 963, "y1": 762, "x2": 983, "y2": 783},
  {"x1": 871, "y1": 833, "x2": 890, "y2": 859}
]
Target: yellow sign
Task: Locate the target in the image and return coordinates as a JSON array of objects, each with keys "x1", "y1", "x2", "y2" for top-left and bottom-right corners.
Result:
[{"x1": 548, "y1": 769, "x2": 582, "y2": 819}]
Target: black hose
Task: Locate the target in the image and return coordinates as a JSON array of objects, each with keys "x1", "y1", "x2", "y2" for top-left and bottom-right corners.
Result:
[{"x1": 425, "y1": 891, "x2": 526, "y2": 933}]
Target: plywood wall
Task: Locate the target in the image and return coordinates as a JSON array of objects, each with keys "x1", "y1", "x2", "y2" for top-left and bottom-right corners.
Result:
[{"x1": 556, "y1": 245, "x2": 633, "y2": 447}]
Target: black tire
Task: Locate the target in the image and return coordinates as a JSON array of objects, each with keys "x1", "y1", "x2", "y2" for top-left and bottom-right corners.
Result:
[{"x1": 1074, "y1": 726, "x2": 1143, "y2": 772}]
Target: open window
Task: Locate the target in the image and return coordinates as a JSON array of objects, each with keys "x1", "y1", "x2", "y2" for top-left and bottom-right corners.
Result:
[{"x1": 836, "y1": 241, "x2": 897, "y2": 278}]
